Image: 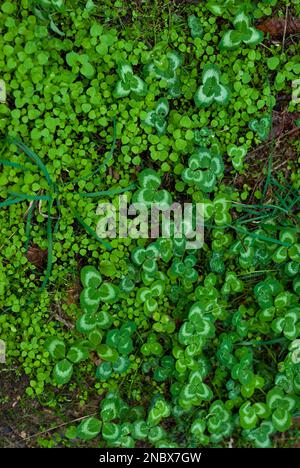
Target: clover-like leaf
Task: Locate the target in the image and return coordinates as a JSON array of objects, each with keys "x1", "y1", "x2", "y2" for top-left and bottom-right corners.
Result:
[
  {"x1": 249, "y1": 117, "x2": 271, "y2": 141},
  {"x1": 96, "y1": 361, "x2": 112, "y2": 381},
  {"x1": 131, "y1": 244, "x2": 160, "y2": 276},
  {"x1": 100, "y1": 396, "x2": 120, "y2": 422},
  {"x1": 113, "y1": 61, "x2": 147, "y2": 98},
  {"x1": 244, "y1": 421, "x2": 275, "y2": 448},
  {"x1": 207, "y1": 400, "x2": 232, "y2": 441},
  {"x1": 98, "y1": 283, "x2": 119, "y2": 302},
  {"x1": 97, "y1": 344, "x2": 119, "y2": 362},
  {"x1": 272, "y1": 308, "x2": 300, "y2": 340},
  {"x1": 144, "y1": 50, "x2": 182, "y2": 97},
  {"x1": 77, "y1": 417, "x2": 101, "y2": 441},
  {"x1": 76, "y1": 313, "x2": 97, "y2": 334},
  {"x1": 80, "y1": 265, "x2": 119, "y2": 314},
  {"x1": 227, "y1": 144, "x2": 248, "y2": 171},
  {"x1": 190, "y1": 418, "x2": 208, "y2": 444},
  {"x1": 144, "y1": 98, "x2": 169, "y2": 136},
  {"x1": 147, "y1": 398, "x2": 171, "y2": 427},
  {"x1": 219, "y1": 11, "x2": 264, "y2": 50},
  {"x1": 182, "y1": 145, "x2": 224, "y2": 192},
  {"x1": 67, "y1": 344, "x2": 88, "y2": 364},
  {"x1": 188, "y1": 15, "x2": 203, "y2": 38},
  {"x1": 132, "y1": 420, "x2": 148, "y2": 440},
  {"x1": 179, "y1": 371, "x2": 213, "y2": 409},
  {"x1": 113, "y1": 355, "x2": 130, "y2": 374},
  {"x1": 141, "y1": 334, "x2": 163, "y2": 357},
  {"x1": 239, "y1": 401, "x2": 269, "y2": 430},
  {"x1": 81, "y1": 265, "x2": 102, "y2": 289},
  {"x1": 53, "y1": 359, "x2": 73, "y2": 385},
  {"x1": 194, "y1": 64, "x2": 230, "y2": 108},
  {"x1": 102, "y1": 422, "x2": 121, "y2": 441},
  {"x1": 221, "y1": 271, "x2": 244, "y2": 296},
  {"x1": 45, "y1": 337, "x2": 66, "y2": 360}
]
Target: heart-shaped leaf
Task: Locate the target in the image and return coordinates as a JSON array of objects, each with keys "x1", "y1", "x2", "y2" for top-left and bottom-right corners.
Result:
[
  {"x1": 45, "y1": 337, "x2": 66, "y2": 359},
  {"x1": 53, "y1": 359, "x2": 73, "y2": 385},
  {"x1": 77, "y1": 417, "x2": 101, "y2": 441}
]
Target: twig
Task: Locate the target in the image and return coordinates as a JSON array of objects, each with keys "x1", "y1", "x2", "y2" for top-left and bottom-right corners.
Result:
[
  {"x1": 21, "y1": 413, "x2": 97, "y2": 441},
  {"x1": 54, "y1": 314, "x2": 74, "y2": 330},
  {"x1": 23, "y1": 200, "x2": 34, "y2": 218},
  {"x1": 282, "y1": 4, "x2": 289, "y2": 54},
  {"x1": 273, "y1": 159, "x2": 290, "y2": 172},
  {"x1": 247, "y1": 127, "x2": 300, "y2": 158}
]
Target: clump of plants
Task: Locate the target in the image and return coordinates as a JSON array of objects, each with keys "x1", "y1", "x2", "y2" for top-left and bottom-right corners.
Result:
[{"x1": 0, "y1": 0, "x2": 299, "y2": 449}]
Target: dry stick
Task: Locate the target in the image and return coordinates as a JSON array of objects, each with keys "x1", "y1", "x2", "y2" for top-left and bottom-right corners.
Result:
[
  {"x1": 54, "y1": 313, "x2": 74, "y2": 330},
  {"x1": 24, "y1": 200, "x2": 34, "y2": 217},
  {"x1": 21, "y1": 413, "x2": 97, "y2": 441},
  {"x1": 249, "y1": 176, "x2": 263, "y2": 203},
  {"x1": 282, "y1": 4, "x2": 289, "y2": 54},
  {"x1": 53, "y1": 300, "x2": 75, "y2": 329},
  {"x1": 273, "y1": 159, "x2": 290, "y2": 172},
  {"x1": 247, "y1": 127, "x2": 300, "y2": 158}
]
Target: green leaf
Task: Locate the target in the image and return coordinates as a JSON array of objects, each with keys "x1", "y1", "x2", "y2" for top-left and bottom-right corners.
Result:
[
  {"x1": 101, "y1": 398, "x2": 120, "y2": 422},
  {"x1": 99, "y1": 260, "x2": 117, "y2": 277},
  {"x1": 138, "y1": 168, "x2": 161, "y2": 190},
  {"x1": 219, "y1": 30, "x2": 242, "y2": 50},
  {"x1": 219, "y1": 12, "x2": 263, "y2": 50},
  {"x1": 132, "y1": 420, "x2": 148, "y2": 440},
  {"x1": 102, "y1": 422, "x2": 121, "y2": 441},
  {"x1": 97, "y1": 311, "x2": 113, "y2": 329},
  {"x1": 147, "y1": 398, "x2": 171, "y2": 427},
  {"x1": 96, "y1": 362, "x2": 112, "y2": 380},
  {"x1": 80, "y1": 61, "x2": 95, "y2": 79},
  {"x1": 131, "y1": 247, "x2": 146, "y2": 266},
  {"x1": 113, "y1": 80, "x2": 131, "y2": 98},
  {"x1": 45, "y1": 337, "x2": 66, "y2": 359},
  {"x1": 88, "y1": 329, "x2": 103, "y2": 347},
  {"x1": 53, "y1": 359, "x2": 73, "y2": 385},
  {"x1": 148, "y1": 425, "x2": 165, "y2": 443},
  {"x1": 80, "y1": 287, "x2": 101, "y2": 314},
  {"x1": 77, "y1": 417, "x2": 101, "y2": 441},
  {"x1": 188, "y1": 15, "x2": 203, "y2": 38},
  {"x1": 272, "y1": 408, "x2": 292, "y2": 432},
  {"x1": 76, "y1": 313, "x2": 97, "y2": 334},
  {"x1": 194, "y1": 64, "x2": 230, "y2": 108},
  {"x1": 98, "y1": 283, "x2": 119, "y2": 302},
  {"x1": 118, "y1": 61, "x2": 133, "y2": 81},
  {"x1": 239, "y1": 402, "x2": 258, "y2": 430},
  {"x1": 65, "y1": 425, "x2": 77, "y2": 440},
  {"x1": 67, "y1": 345, "x2": 88, "y2": 364},
  {"x1": 129, "y1": 75, "x2": 147, "y2": 96},
  {"x1": 97, "y1": 344, "x2": 118, "y2": 362},
  {"x1": 112, "y1": 356, "x2": 130, "y2": 373},
  {"x1": 81, "y1": 266, "x2": 102, "y2": 288},
  {"x1": 249, "y1": 117, "x2": 271, "y2": 141},
  {"x1": 267, "y1": 57, "x2": 280, "y2": 70},
  {"x1": 156, "y1": 98, "x2": 169, "y2": 117}
]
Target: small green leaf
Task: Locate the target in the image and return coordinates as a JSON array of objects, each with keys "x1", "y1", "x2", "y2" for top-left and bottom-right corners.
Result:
[
  {"x1": 45, "y1": 337, "x2": 66, "y2": 359},
  {"x1": 77, "y1": 417, "x2": 101, "y2": 441},
  {"x1": 97, "y1": 344, "x2": 118, "y2": 362},
  {"x1": 53, "y1": 359, "x2": 73, "y2": 385}
]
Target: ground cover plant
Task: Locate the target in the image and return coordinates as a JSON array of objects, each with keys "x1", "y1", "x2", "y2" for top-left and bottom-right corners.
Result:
[{"x1": 0, "y1": 0, "x2": 300, "y2": 449}]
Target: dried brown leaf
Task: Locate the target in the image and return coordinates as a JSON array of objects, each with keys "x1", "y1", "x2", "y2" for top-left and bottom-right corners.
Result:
[
  {"x1": 257, "y1": 17, "x2": 300, "y2": 38},
  {"x1": 26, "y1": 245, "x2": 47, "y2": 270}
]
